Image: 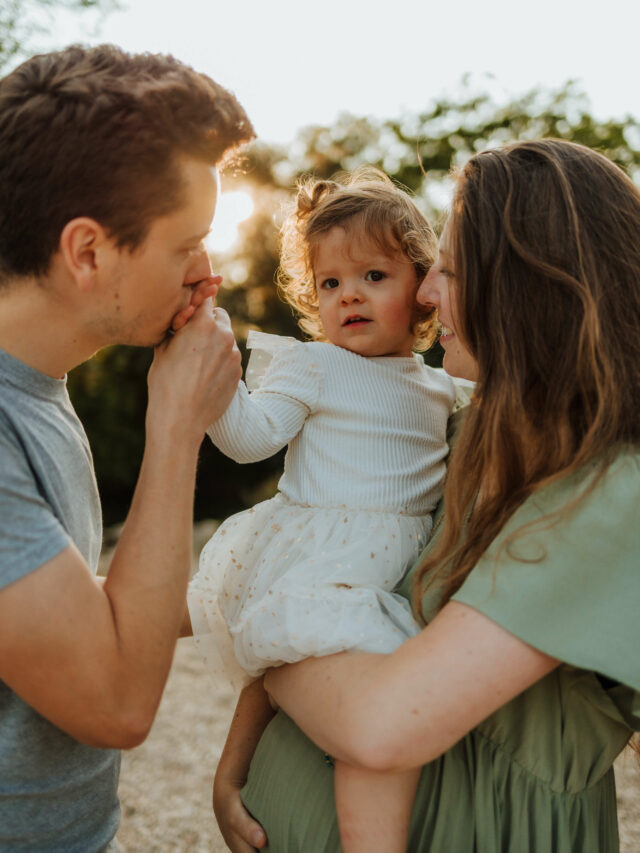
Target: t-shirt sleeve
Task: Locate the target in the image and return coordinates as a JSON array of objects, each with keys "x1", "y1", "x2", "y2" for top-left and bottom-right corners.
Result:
[
  {"x1": 206, "y1": 342, "x2": 322, "y2": 463},
  {"x1": 452, "y1": 451, "x2": 640, "y2": 692},
  {"x1": 0, "y1": 425, "x2": 70, "y2": 589}
]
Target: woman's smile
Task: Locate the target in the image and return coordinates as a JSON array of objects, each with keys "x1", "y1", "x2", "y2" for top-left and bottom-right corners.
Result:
[{"x1": 438, "y1": 325, "x2": 455, "y2": 344}]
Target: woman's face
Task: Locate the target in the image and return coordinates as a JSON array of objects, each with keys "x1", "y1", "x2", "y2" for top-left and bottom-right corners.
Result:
[{"x1": 417, "y1": 219, "x2": 479, "y2": 382}]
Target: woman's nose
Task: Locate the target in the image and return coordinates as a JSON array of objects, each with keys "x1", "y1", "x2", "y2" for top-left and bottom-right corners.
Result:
[{"x1": 417, "y1": 269, "x2": 439, "y2": 307}]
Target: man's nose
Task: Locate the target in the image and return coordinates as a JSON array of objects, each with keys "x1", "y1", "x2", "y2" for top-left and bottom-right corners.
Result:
[{"x1": 184, "y1": 246, "x2": 213, "y2": 286}]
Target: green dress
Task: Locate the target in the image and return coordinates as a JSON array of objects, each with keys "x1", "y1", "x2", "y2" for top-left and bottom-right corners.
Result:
[{"x1": 242, "y1": 445, "x2": 640, "y2": 852}]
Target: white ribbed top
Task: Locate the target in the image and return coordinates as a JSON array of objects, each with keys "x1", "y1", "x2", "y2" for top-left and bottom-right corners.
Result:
[{"x1": 207, "y1": 335, "x2": 456, "y2": 516}]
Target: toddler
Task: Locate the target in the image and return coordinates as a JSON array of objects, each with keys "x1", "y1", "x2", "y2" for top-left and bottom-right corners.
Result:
[{"x1": 189, "y1": 168, "x2": 458, "y2": 852}]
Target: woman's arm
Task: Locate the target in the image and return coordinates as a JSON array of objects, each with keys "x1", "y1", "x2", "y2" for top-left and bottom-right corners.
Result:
[
  {"x1": 213, "y1": 679, "x2": 274, "y2": 852},
  {"x1": 264, "y1": 601, "x2": 559, "y2": 772}
]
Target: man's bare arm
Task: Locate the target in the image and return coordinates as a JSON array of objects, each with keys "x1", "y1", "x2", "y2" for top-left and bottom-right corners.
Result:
[{"x1": 0, "y1": 302, "x2": 241, "y2": 748}]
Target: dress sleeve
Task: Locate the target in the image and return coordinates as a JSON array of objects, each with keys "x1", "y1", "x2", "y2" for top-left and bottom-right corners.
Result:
[
  {"x1": 0, "y1": 422, "x2": 70, "y2": 589},
  {"x1": 452, "y1": 450, "x2": 640, "y2": 692},
  {"x1": 206, "y1": 336, "x2": 322, "y2": 463}
]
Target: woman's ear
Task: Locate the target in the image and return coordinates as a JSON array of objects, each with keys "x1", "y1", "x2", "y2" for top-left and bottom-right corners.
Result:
[{"x1": 58, "y1": 217, "x2": 111, "y2": 293}]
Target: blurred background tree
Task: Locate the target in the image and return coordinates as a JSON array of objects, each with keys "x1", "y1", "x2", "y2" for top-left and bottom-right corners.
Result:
[
  {"x1": 0, "y1": 0, "x2": 118, "y2": 72},
  {"x1": 4, "y1": 2, "x2": 638, "y2": 526},
  {"x1": 64, "y1": 80, "x2": 640, "y2": 523},
  {"x1": 2, "y1": 6, "x2": 635, "y2": 526}
]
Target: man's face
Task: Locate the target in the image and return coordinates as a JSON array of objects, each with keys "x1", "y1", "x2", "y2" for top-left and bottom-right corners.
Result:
[{"x1": 99, "y1": 157, "x2": 219, "y2": 347}]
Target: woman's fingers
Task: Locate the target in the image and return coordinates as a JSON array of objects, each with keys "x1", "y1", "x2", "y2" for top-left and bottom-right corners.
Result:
[{"x1": 214, "y1": 781, "x2": 267, "y2": 851}]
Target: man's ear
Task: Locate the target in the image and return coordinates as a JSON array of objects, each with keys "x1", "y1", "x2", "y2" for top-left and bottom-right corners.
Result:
[{"x1": 58, "y1": 218, "x2": 112, "y2": 293}]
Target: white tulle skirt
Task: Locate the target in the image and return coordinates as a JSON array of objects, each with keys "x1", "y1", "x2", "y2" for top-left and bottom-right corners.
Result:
[{"x1": 188, "y1": 494, "x2": 429, "y2": 688}]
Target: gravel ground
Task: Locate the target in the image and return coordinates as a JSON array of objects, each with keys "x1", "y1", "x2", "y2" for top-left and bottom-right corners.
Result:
[
  {"x1": 102, "y1": 528, "x2": 640, "y2": 852},
  {"x1": 116, "y1": 639, "x2": 233, "y2": 852}
]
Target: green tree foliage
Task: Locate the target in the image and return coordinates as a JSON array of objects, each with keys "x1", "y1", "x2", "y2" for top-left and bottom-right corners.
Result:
[
  {"x1": 0, "y1": 0, "x2": 117, "y2": 72},
  {"x1": 65, "y1": 82, "x2": 640, "y2": 522}
]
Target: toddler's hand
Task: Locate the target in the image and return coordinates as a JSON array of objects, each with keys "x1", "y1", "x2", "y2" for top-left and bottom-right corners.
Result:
[{"x1": 170, "y1": 274, "x2": 223, "y2": 333}]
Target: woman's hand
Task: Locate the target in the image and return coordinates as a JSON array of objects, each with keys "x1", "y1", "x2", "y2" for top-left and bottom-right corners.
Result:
[
  {"x1": 213, "y1": 770, "x2": 267, "y2": 852},
  {"x1": 212, "y1": 679, "x2": 275, "y2": 851}
]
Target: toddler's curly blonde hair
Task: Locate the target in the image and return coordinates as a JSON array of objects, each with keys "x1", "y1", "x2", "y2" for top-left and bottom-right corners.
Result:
[{"x1": 278, "y1": 167, "x2": 439, "y2": 352}]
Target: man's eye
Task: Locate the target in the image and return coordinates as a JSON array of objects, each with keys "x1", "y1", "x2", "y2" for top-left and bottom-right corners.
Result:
[
  {"x1": 320, "y1": 278, "x2": 339, "y2": 290},
  {"x1": 365, "y1": 270, "x2": 385, "y2": 282}
]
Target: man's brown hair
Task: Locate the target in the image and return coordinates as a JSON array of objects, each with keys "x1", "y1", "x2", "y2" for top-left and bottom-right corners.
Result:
[{"x1": 0, "y1": 44, "x2": 255, "y2": 281}]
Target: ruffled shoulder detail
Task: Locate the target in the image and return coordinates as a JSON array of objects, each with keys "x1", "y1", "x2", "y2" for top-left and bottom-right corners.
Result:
[
  {"x1": 450, "y1": 377, "x2": 475, "y2": 410},
  {"x1": 431, "y1": 368, "x2": 475, "y2": 411},
  {"x1": 245, "y1": 331, "x2": 301, "y2": 392}
]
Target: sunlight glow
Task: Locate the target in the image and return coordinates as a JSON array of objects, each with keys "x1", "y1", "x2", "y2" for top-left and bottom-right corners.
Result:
[{"x1": 207, "y1": 190, "x2": 255, "y2": 254}]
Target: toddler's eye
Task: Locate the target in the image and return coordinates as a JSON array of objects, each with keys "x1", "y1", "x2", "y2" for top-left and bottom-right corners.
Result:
[
  {"x1": 365, "y1": 270, "x2": 386, "y2": 282},
  {"x1": 320, "y1": 278, "x2": 339, "y2": 290}
]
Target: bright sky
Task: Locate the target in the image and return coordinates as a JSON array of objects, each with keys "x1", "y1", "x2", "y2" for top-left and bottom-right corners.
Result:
[
  {"x1": 41, "y1": 0, "x2": 640, "y2": 146},
  {"x1": 32, "y1": 0, "x2": 640, "y2": 251}
]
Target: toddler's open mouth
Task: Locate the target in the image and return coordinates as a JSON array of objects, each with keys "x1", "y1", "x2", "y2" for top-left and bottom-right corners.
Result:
[{"x1": 343, "y1": 315, "x2": 371, "y2": 326}]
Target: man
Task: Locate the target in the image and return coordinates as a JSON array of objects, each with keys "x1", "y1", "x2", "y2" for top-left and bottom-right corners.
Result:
[{"x1": 0, "y1": 44, "x2": 253, "y2": 850}]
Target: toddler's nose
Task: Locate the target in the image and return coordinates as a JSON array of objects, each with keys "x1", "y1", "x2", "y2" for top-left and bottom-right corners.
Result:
[{"x1": 340, "y1": 280, "x2": 363, "y2": 303}]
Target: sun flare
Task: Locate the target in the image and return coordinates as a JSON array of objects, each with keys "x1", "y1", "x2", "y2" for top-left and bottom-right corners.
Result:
[{"x1": 207, "y1": 190, "x2": 255, "y2": 254}]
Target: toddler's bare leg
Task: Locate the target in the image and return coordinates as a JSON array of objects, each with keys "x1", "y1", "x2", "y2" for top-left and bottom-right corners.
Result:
[{"x1": 334, "y1": 759, "x2": 420, "y2": 853}]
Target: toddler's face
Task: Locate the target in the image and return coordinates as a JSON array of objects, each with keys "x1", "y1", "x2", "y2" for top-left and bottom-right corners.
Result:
[{"x1": 313, "y1": 226, "x2": 418, "y2": 358}]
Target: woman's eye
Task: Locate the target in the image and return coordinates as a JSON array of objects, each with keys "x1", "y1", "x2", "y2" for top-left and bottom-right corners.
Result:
[
  {"x1": 320, "y1": 278, "x2": 339, "y2": 290},
  {"x1": 440, "y1": 267, "x2": 455, "y2": 278},
  {"x1": 365, "y1": 270, "x2": 385, "y2": 282}
]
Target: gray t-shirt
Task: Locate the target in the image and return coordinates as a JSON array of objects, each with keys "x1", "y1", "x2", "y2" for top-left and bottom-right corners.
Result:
[{"x1": 0, "y1": 348, "x2": 120, "y2": 852}]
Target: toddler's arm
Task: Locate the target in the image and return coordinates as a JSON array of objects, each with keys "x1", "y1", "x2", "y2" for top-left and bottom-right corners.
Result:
[
  {"x1": 206, "y1": 343, "x2": 321, "y2": 463},
  {"x1": 214, "y1": 678, "x2": 274, "y2": 851}
]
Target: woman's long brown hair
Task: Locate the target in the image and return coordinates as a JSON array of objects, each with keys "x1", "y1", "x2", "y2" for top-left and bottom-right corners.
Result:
[{"x1": 413, "y1": 139, "x2": 640, "y2": 611}]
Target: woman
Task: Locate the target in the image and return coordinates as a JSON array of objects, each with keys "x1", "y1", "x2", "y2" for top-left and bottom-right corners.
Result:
[{"x1": 214, "y1": 139, "x2": 640, "y2": 852}]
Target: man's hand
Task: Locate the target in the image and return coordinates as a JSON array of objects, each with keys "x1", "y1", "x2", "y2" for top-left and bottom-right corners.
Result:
[{"x1": 148, "y1": 298, "x2": 242, "y2": 447}]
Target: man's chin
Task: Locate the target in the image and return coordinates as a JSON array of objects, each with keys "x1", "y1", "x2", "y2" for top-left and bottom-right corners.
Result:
[
  {"x1": 145, "y1": 323, "x2": 174, "y2": 347},
  {"x1": 122, "y1": 330, "x2": 170, "y2": 349}
]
